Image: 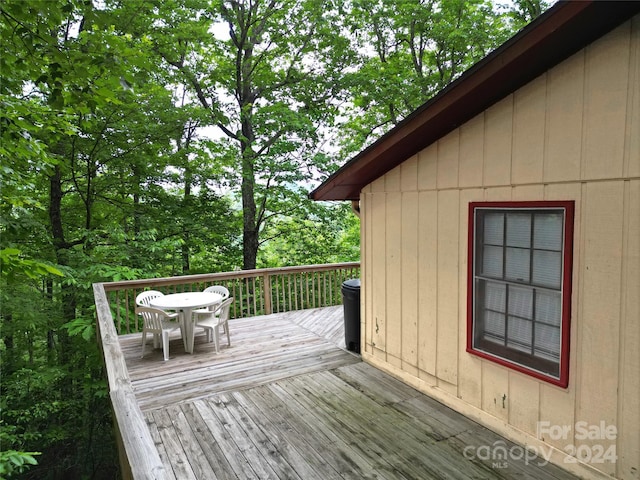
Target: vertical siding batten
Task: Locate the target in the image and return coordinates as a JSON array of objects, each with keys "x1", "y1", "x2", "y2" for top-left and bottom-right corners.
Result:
[
  {"x1": 371, "y1": 183, "x2": 387, "y2": 355},
  {"x1": 417, "y1": 189, "x2": 438, "y2": 378},
  {"x1": 458, "y1": 188, "x2": 484, "y2": 407},
  {"x1": 578, "y1": 182, "x2": 623, "y2": 477},
  {"x1": 513, "y1": 74, "x2": 546, "y2": 185},
  {"x1": 458, "y1": 113, "x2": 485, "y2": 188},
  {"x1": 362, "y1": 191, "x2": 372, "y2": 356},
  {"x1": 483, "y1": 96, "x2": 513, "y2": 188},
  {"x1": 583, "y1": 21, "x2": 631, "y2": 181},
  {"x1": 544, "y1": 50, "x2": 585, "y2": 184},
  {"x1": 386, "y1": 190, "x2": 403, "y2": 367},
  {"x1": 401, "y1": 191, "x2": 419, "y2": 371},
  {"x1": 435, "y1": 190, "x2": 460, "y2": 390},
  {"x1": 437, "y1": 130, "x2": 460, "y2": 189}
]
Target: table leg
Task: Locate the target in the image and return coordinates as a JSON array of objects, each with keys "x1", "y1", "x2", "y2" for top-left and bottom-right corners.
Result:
[
  {"x1": 184, "y1": 307, "x2": 195, "y2": 353},
  {"x1": 177, "y1": 312, "x2": 186, "y2": 350}
]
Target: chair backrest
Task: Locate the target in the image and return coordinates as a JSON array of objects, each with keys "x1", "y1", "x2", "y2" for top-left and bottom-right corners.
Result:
[
  {"x1": 203, "y1": 285, "x2": 230, "y2": 299},
  {"x1": 136, "y1": 290, "x2": 164, "y2": 307},
  {"x1": 216, "y1": 297, "x2": 234, "y2": 323},
  {"x1": 136, "y1": 307, "x2": 169, "y2": 332}
]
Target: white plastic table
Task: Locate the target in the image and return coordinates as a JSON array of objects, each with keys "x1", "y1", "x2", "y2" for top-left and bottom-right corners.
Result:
[{"x1": 150, "y1": 291, "x2": 222, "y2": 353}]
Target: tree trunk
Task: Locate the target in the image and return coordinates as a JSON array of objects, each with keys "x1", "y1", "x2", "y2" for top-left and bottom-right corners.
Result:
[
  {"x1": 49, "y1": 163, "x2": 75, "y2": 370},
  {"x1": 182, "y1": 178, "x2": 191, "y2": 274},
  {"x1": 2, "y1": 313, "x2": 15, "y2": 374},
  {"x1": 45, "y1": 279, "x2": 56, "y2": 364},
  {"x1": 239, "y1": 28, "x2": 259, "y2": 271},
  {"x1": 179, "y1": 124, "x2": 195, "y2": 274},
  {"x1": 49, "y1": 164, "x2": 66, "y2": 251},
  {"x1": 240, "y1": 121, "x2": 258, "y2": 270},
  {"x1": 132, "y1": 164, "x2": 141, "y2": 237}
]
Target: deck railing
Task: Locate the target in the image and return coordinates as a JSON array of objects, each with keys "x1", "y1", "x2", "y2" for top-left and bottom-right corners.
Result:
[
  {"x1": 94, "y1": 262, "x2": 359, "y2": 479},
  {"x1": 103, "y1": 262, "x2": 359, "y2": 334}
]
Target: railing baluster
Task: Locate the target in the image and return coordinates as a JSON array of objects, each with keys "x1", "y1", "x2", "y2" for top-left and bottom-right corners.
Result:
[
  {"x1": 293, "y1": 274, "x2": 298, "y2": 311},
  {"x1": 238, "y1": 279, "x2": 244, "y2": 316},
  {"x1": 252, "y1": 277, "x2": 258, "y2": 315},
  {"x1": 287, "y1": 274, "x2": 292, "y2": 312},
  {"x1": 324, "y1": 271, "x2": 328, "y2": 306},
  {"x1": 332, "y1": 270, "x2": 337, "y2": 304},
  {"x1": 312, "y1": 271, "x2": 317, "y2": 308},
  {"x1": 125, "y1": 290, "x2": 131, "y2": 334},
  {"x1": 263, "y1": 273, "x2": 272, "y2": 315},
  {"x1": 231, "y1": 280, "x2": 238, "y2": 318},
  {"x1": 115, "y1": 291, "x2": 121, "y2": 334}
]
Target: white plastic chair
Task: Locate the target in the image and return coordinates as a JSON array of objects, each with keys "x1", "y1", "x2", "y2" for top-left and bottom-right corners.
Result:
[
  {"x1": 138, "y1": 307, "x2": 182, "y2": 361},
  {"x1": 135, "y1": 290, "x2": 180, "y2": 348},
  {"x1": 193, "y1": 285, "x2": 230, "y2": 317},
  {"x1": 136, "y1": 290, "x2": 180, "y2": 317},
  {"x1": 195, "y1": 297, "x2": 234, "y2": 353},
  {"x1": 136, "y1": 290, "x2": 162, "y2": 306},
  {"x1": 203, "y1": 285, "x2": 230, "y2": 299}
]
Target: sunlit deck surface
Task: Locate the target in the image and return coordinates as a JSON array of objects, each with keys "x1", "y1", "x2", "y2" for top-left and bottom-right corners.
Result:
[{"x1": 119, "y1": 306, "x2": 576, "y2": 479}]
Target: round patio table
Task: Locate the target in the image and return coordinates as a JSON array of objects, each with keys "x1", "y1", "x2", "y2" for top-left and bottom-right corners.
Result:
[{"x1": 150, "y1": 291, "x2": 222, "y2": 353}]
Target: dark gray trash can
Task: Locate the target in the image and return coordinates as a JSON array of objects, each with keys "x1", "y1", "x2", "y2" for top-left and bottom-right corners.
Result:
[{"x1": 341, "y1": 279, "x2": 361, "y2": 353}]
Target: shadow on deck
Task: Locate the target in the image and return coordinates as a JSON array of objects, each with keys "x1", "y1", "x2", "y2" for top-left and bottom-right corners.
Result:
[{"x1": 119, "y1": 306, "x2": 576, "y2": 480}]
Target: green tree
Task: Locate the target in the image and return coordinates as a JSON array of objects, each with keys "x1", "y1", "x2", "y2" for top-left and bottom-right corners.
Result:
[
  {"x1": 136, "y1": 0, "x2": 355, "y2": 269},
  {"x1": 339, "y1": 0, "x2": 548, "y2": 153},
  {"x1": 259, "y1": 201, "x2": 360, "y2": 267}
]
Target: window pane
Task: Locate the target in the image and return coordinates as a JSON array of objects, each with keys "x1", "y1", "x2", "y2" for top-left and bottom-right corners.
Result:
[
  {"x1": 482, "y1": 245, "x2": 503, "y2": 278},
  {"x1": 505, "y1": 247, "x2": 530, "y2": 282},
  {"x1": 534, "y1": 213, "x2": 563, "y2": 251},
  {"x1": 508, "y1": 285, "x2": 533, "y2": 319},
  {"x1": 534, "y1": 324, "x2": 561, "y2": 360},
  {"x1": 536, "y1": 291, "x2": 561, "y2": 326},
  {"x1": 471, "y1": 204, "x2": 570, "y2": 384},
  {"x1": 506, "y1": 213, "x2": 531, "y2": 248},
  {"x1": 507, "y1": 316, "x2": 532, "y2": 352},
  {"x1": 532, "y1": 250, "x2": 562, "y2": 288},
  {"x1": 484, "y1": 281, "x2": 506, "y2": 312},
  {"x1": 484, "y1": 311, "x2": 505, "y2": 343},
  {"x1": 484, "y1": 213, "x2": 504, "y2": 245}
]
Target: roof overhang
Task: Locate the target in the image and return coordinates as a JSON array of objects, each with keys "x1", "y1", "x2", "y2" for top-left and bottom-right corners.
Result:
[{"x1": 310, "y1": 0, "x2": 640, "y2": 201}]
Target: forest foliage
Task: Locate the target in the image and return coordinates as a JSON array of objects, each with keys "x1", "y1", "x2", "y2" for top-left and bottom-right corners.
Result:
[{"x1": 0, "y1": 0, "x2": 546, "y2": 477}]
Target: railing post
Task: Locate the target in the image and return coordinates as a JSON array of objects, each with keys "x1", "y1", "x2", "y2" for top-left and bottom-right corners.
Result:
[{"x1": 263, "y1": 272, "x2": 272, "y2": 315}]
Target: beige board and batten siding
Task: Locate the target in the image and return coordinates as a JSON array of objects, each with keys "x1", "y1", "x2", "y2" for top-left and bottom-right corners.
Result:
[{"x1": 360, "y1": 16, "x2": 639, "y2": 480}]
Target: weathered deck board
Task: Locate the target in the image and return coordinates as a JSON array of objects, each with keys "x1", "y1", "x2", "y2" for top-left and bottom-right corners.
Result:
[{"x1": 120, "y1": 306, "x2": 577, "y2": 479}]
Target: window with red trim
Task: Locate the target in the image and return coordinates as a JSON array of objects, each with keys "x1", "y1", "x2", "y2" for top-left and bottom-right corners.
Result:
[{"x1": 467, "y1": 201, "x2": 574, "y2": 387}]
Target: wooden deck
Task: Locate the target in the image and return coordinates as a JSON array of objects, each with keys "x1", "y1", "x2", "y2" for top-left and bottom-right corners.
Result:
[{"x1": 120, "y1": 306, "x2": 577, "y2": 479}]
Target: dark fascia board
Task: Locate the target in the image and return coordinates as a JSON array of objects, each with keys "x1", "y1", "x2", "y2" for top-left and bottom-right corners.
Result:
[{"x1": 310, "y1": 0, "x2": 640, "y2": 201}]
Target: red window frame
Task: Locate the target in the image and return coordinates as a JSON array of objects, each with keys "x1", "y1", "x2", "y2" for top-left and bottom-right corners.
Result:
[{"x1": 466, "y1": 201, "x2": 574, "y2": 388}]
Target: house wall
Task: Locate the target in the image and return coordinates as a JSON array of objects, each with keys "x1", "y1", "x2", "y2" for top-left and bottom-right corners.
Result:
[{"x1": 360, "y1": 16, "x2": 639, "y2": 480}]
